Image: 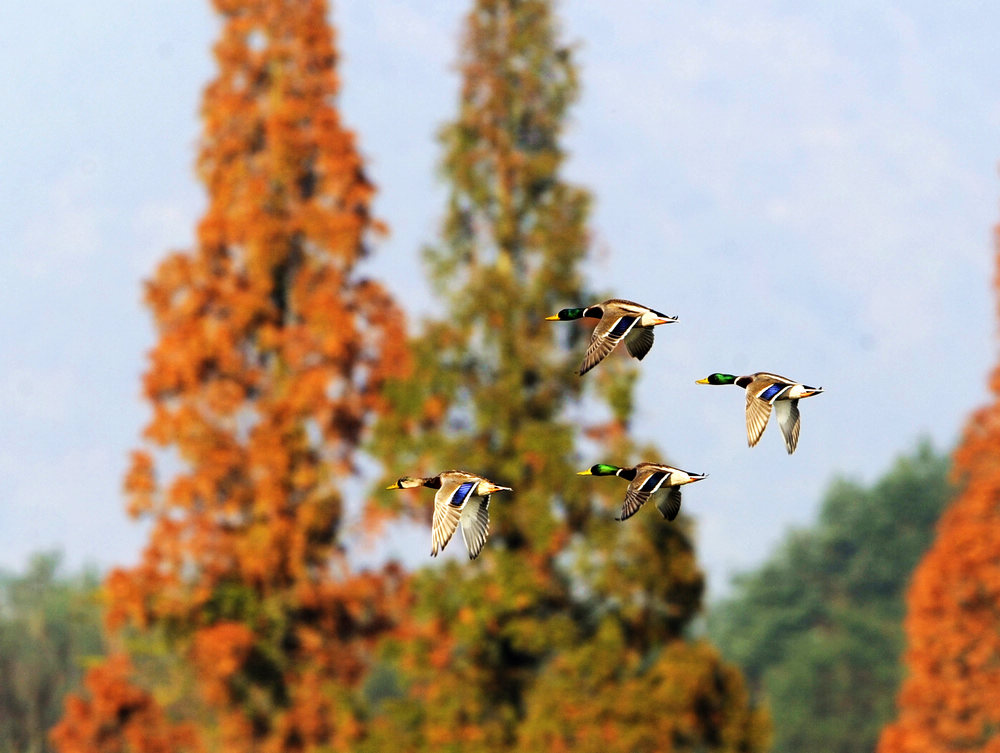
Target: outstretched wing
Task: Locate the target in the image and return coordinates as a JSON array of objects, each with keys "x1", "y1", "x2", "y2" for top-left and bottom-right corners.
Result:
[
  {"x1": 579, "y1": 312, "x2": 640, "y2": 375},
  {"x1": 430, "y1": 477, "x2": 478, "y2": 556},
  {"x1": 654, "y1": 485, "x2": 683, "y2": 521},
  {"x1": 774, "y1": 398, "x2": 801, "y2": 454},
  {"x1": 618, "y1": 467, "x2": 670, "y2": 521},
  {"x1": 618, "y1": 486, "x2": 650, "y2": 521},
  {"x1": 624, "y1": 326, "x2": 655, "y2": 361},
  {"x1": 459, "y1": 494, "x2": 491, "y2": 559},
  {"x1": 745, "y1": 389, "x2": 773, "y2": 447}
]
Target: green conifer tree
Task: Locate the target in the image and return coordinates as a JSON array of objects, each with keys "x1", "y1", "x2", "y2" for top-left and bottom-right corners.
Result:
[{"x1": 365, "y1": 2, "x2": 768, "y2": 751}]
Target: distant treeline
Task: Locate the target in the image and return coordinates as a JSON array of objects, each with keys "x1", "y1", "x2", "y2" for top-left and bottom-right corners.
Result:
[
  {"x1": 0, "y1": 554, "x2": 103, "y2": 753},
  {"x1": 707, "y1": 440, "x2": 954, "y2": 753}
]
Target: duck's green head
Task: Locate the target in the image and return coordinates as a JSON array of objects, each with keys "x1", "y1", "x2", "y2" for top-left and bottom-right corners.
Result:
[
  {"x1": 577, "y1": 463, "x2": 621, "y2": 477},
  {"x1": 546, "y1": 307, "x2": 586, "y2": 321},
  {"x1": 696, "y1": 373, "x2": 738, "y2": 386}
]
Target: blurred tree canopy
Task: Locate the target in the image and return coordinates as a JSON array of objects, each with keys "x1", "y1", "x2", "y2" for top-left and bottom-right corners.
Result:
[
  {"x1": 878, "y1": 243, "x2": 1000, "y2": 752},
  {"x1": 0, "y1": 553, "x2": 102, "y2": 753},
  {"x1": 47, "y1": 0, "x2": 773, "y2": 751},
  {"x1": 707, "y1": 441, "x2": 953, "y2": 753},
  {"x1": 52, "y1": 0, "x2": 409, "y2": 751},
  {"x1": 364, "y1": 1, "x2": 768, "y2": 751}
]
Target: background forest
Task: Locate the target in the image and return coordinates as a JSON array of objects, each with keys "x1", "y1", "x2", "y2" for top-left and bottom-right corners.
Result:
[{"x1": 3, "y1": 1, "x2": 1000, "y2": 752}]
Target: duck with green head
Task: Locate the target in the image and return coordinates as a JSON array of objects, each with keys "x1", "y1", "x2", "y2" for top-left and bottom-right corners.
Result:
[
  {"x1": 386, "y1": 470, "x2": 512, "y2": 559},
  {"x1": 577, "y1": 461, "x2": 707, "y2": 521},
  {"x1": 696, "y1": 371, "x2": 824, "y2": 454},
  {"x1": 546, "y1": 298, "x2": 677, "y2": 375}
]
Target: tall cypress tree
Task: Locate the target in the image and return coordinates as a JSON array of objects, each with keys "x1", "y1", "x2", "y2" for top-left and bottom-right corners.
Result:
[
  {"x1": 52, "y1": 2, "x2": 408, "y2": 751},
  {"x1": 367, "y1": 2, "x2": 606, "y2": 745},
  {"x1": 366, "y1": 2, "x2": 768, "y2": 750}
]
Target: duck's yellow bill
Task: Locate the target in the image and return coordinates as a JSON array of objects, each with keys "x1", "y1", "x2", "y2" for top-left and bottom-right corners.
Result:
[
  {"x1": 576, "y1": 469, "x2": 593, "y2": 475},
  {"x1": 695, "y1": 378, "x2": 710, "y2": 384},
  {"x1": 386, "y1": 482, "x2": 401, "y2": 490},
  {"x1": 545, "y1": 314, "x2": 561, "y2": 321}
]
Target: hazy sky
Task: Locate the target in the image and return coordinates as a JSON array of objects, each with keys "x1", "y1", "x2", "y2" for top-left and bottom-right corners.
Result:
[{"x1": 3, "y1": 1, "x2": 999, "y2": 594}]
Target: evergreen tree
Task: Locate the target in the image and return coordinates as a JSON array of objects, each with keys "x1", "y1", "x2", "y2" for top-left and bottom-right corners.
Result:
[
  {"x1": 877, "y1": 238, "x2": 1000, "y2": 751},
  {"x1": 365, "y1": 2, "x2": 768, "y2": 750},
  {"x1": 52, "y1": 2, "x2": 408, "y2": 751},
  {"x1": 708, "y1": 441, "x2": 953, "y2": 753}
]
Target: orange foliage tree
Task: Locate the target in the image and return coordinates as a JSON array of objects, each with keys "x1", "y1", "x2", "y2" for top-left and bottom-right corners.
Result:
[
  {"x1": 51, "y1": 655, "x2": 200, "y2": 753},
  {"x1": 877, "y1": 227, "x2": 1000, "y2": 751},
  {"x1": 52, "y1": 1, "x2": 408, "y2": 751}
]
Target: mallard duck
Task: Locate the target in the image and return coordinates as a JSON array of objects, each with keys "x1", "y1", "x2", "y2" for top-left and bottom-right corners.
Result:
[
  {"x1": 576, "y1": 462, "x2": 707, "y2": 521},
  {"x1": 546, "y1": 298, "x2": 677, "y2": 375},
  {"x1": 386, "y1": 470, "x2": 512, "y2": 559},
  {"x1": 696, "y1": 372, "x2": 824, "y2": 454}
]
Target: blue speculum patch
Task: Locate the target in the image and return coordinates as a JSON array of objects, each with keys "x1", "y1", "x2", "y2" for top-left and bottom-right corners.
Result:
[
  {"x1": 639, "y1": 471, "x2": 667, "y2": 493},
  {"x1": 451, "y1": 481, "x2": 477, "y2": 507},
  {"x1": 609, "y1": 316, "x2": 637, "y2": 338},
  {"x1": 759, "y1": 383, "x2": 787, "y2": 401}
]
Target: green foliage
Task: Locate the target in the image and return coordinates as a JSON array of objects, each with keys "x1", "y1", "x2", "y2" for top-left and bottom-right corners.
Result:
[
  {"x1": 707, "y1": 440, "x2": 953, "y2": 753},
  {"x1": 365, "y1": 1, "x2": 767, "y2": 750},
  {"x1": 0, "y1": 552, "x2": 103, "y2": 753},
  {"x1": 519, "y1": 624, "x2": 768, "y2": 753}
]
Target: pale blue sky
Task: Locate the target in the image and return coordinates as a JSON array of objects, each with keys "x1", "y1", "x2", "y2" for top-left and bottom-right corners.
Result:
[{"x1": 2, "y1": 1, "x2": 998, "y2": 593}]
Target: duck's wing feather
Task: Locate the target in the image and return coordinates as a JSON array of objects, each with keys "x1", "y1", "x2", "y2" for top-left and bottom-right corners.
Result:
[
  {"x1": 745, "y1": 388, "x2": 773, "y2": 447},
  {"x1": 654, "y1": 485, "x2": 683, "y2": 521},
  {"x1": 775, "y1": 398, "x2": 801, "y2": 454},
  {"x1": 752, "y1": 372, "x2": 797, "y2": 389},
  {"x1": 618, "y1": 467, "x2": 671, "y2": 520},
  {"x1": 459, "y1": 494, "x2": 491, "y2": 559},
  {"x1": 618, "y1": 486, "x2": 650, "y2": 521},
  {"x1": 624, "y1": 326, "x2": 655, "y2": 361},
  {"x1": 579, "y1": 310, "x2": 641, "y2": 375},
  {"x1": 431, "y1": 476, "x2": 478, "y2": 556},
  {"x1": 754, "y1": 381, "x2": 794, "y2": 405}
]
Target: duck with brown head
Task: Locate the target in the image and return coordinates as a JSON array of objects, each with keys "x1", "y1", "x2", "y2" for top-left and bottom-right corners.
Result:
[{"x1": 387, "y1": 470, "x2": 512, "y2": 559}]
